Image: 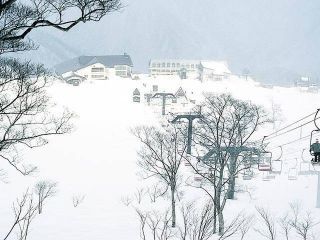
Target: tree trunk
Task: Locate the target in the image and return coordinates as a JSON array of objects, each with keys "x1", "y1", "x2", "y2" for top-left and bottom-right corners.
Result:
[
  {"x1": 227, "y1": 153, "x2": 237, "y2": 199},
  {"x1": 218, "y1": 210, "x2": 224, "y2": 235},
  {"x1": 213, "y1": 204, "x2": 217, "y2": 234},
  {"x1": 171, "y1": 186, "x2": 176, "y2": 228}
]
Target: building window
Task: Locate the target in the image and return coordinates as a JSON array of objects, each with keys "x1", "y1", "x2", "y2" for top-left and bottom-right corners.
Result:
[
  {"x1": 157, "y1": 63, "x2": 160, "y2": 68},
  {"x1": 91, "y1": 67, "x2": 104, "y2": 72},
  {"x1": 92, "y1": 74, "x2": 104, "y2": 78},
  {"x1": 116, "y1": 71, "x2": 127, "y2": 76},
  {"x1": 162, "y1": 63, "x2": 166, "y2": 68},
  {"x1": 172, "y1": 63, "x2": 176, "y2": 68},
  {"x1": 177, "y1": 63, "x2": 180, "y2": 68},
  {"x1": 152, "y1": 63, "x2": 156, "y2": 67},
  {"x1": 191, "y1": 64, "x2": 194, "y2": 69},
  {"x1": 167, "y1": 63, "x2": 171, "y2": 67},
  {"x1": 115, "y1": 65, "x2": 127, "y2": 70},
  {"x1": 186, "y1": 64, "x2": 190, "y2": 69}
]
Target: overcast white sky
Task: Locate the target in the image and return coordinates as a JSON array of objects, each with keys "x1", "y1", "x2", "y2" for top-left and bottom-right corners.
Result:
[{"x1": 31, "y1": 0, "x2": 320, "y2": 85}]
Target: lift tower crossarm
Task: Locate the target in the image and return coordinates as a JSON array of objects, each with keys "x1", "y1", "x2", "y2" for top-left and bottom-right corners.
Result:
[
  {"x1": 152, "y1": 93, "x2": 176, "y2": 115},
  {"x1": 171, "y1": 113, "x2": 203, "y2": 154}
]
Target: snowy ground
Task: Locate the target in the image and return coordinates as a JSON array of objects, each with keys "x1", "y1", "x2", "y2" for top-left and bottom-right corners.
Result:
[{"x1": 0, "y1": 75, "x2": 320, "y2": 239}]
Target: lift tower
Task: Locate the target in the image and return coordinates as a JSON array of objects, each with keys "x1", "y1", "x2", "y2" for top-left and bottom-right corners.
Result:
[
  {"x1": 171, "y1": 113, "x2": 203, "y2": 154},
  {"x1": 152, "y1": 92, "x2": 175, "y2": 115}
]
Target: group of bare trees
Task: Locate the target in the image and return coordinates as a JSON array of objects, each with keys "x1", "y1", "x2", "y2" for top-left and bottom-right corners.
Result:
[
  {"x1": 2, "y1": 181, "x2": 57, "y2": 240},
  {"x1": 255, "y1": 203, "x2": 319, "y2": 240},
  {"x1": 0, "y1": 0, "x2": 122, "y2": 239},
  {"x1": 132, "y1": 93, "x2": 272, "y2": 239}
]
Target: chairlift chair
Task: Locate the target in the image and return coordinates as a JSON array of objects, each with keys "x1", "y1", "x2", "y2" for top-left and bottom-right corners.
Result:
[
  {"x1": 258, "y1": 152, "x2": 272, "y2": 172},
  {"x1": 309, "y1": 109, "x2": 320, "y2": 164},
  {"x1": 299, "y1": 149, "x2": 317, "y2": 175},
  {"x1": 262, "y1": 171, "x2": 275, "y2": 181},
  {"x1": 288, "y1": 168, "x2": 298, "y2": 180},
  {"x1": 269, "y1": 146, "x2": 283, "y2": 175},
  {"x1": 242, "y1": 169, "x2": 253, "y2": 180},
  {"x1": 258, "y1": 137, "x2": 273, "y2": 171},
  {"x1": 184, "y1": 161, "x2": 191, "y2": 167},
  {"x1": 194, "y1": 174, "x2": 202, "y2": 182}
]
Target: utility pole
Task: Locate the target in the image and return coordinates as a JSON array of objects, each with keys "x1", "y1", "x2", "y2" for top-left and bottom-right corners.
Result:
[
  {"x1": 152, "y1": 92, "x2": 175, "y2": 115},
  {"x1": 171, "y1": 113, "x2": 203, "y2": 154}
]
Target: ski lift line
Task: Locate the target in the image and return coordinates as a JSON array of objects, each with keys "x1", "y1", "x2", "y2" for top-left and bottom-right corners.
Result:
[
  {"x1": 269, "y1": 131, "x2": 320, "y2": 151},
  {"x1": 265, "y1": 115, "x2": 320, "y2": 141},
  {"x1": 263, "y1": 111, "x2": 317, "y2": 139}
]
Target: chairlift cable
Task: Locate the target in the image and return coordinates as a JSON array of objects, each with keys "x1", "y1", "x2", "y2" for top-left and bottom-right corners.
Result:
[
  {"x1": 263, "y1": 111, "x2": 316, "y2": 139},
  {"x1": 265, "y1": 115, "x2": 320, "y2": 141}
]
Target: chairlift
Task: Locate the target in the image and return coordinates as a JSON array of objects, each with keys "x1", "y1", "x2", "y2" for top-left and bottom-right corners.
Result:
[
  {"x1": 258, "y1": 136, "x2": 273, "y2": 171},
  {"x1": 288, "y1": 158, "x2": 298, "y2": 180},
  {"x1": 288, "y1": 168, "x2": 298, "y2": 180},
  {"x1": 194, "y1": 174, "x2": 202, "y2": 182},
  {"x1": 299, "y1": 149, "x2": 317, "y2": 175},
  {"x1": 184, "y1": 161, "x2": 191, "y2": 166},
  {"x1": 258, "y1": 153, "x2": 272, "y2": 171},
  {"x1": 242, "y1": 169, "x2": 253, "y2": 180},
  {"x1": 271, "y1": 146, "x2": 283, "y2": 175},
  {"x1": 309, "y1": 109, "x2": 320, "y2": 164},
  {"x1": 262, "y1": 171, "x2": 275, "y2": 181}
]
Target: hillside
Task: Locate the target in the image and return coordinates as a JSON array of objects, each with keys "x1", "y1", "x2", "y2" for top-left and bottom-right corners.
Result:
[{"x1": 0, "y1": 76, "x2": 320, "y2": 239}]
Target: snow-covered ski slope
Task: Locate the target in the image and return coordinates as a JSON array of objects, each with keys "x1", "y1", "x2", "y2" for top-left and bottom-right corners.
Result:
[{"x1": 0, "y1": 75, "x2": 320, "y2": 240}]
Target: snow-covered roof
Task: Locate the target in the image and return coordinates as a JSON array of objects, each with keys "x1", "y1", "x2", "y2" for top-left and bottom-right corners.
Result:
[
  {"x1": 200, "y1": 61, "x2": 231, "y2": 74},
  {"x1": 133, "y1": 88, "x2": 140, "y2": 95},
  {"x1": 55, "y1": 54, "x2": 133, "y2": 75},
  {"x1": 63, "y1": 72, "x2": 86, "y2": 80},
  {"x1": 175, "y1": 87, "x2": 186, "y2": 98}
]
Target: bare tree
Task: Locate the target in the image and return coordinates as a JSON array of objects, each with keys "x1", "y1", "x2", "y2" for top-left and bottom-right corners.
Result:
[
  {"x1": 134, "y1": 188, "x2": 146, "y2": 204},
  {"x1": 188, "y1": 94, "x2": 269, "y2": 234},
  {"x1": 34, "y1": 180, "x2": 57, "y2": 214},
  {"x1": 133, "y1": 125, "x2": 187, "y2": 227},
  {"x1": 135, "y1": 209, "x2": 174, "y2": 240},
  {"x1": 288, "y1": 203, "x2": 319, "y2": 240},
  {"x1": 0, "y1": 59, "x2": 75, "y2": 175},
  {"x1": 147, "y1": 184, "x2": 167, "y2": 203},
  {"x1": 218, "y1": 213, "x2": 254, "y2": 240},
  {"x1": 239, "y1": 215, "x2": 255, "y2": 240},
  {"x1": 255, "y1": 207, "x2": 277, "y2": 240},
  {"x1": 279, "y1": 214, "x2": 292, "y2": 240},
  {"x1": 0, "y1": 0, "x2": 122, "y2": 55},
  {"x1": 121, "y1": 195, "x2": 133, "y2": 207},
  {"x1": 269, "y1": 99, "x2": 283, "y2": 132},
  {"x1": 2, "y1": 185, "x2": 55, "y2": 240},
  {"x1": 185, "y1": 201, "x2": 215, "y2": 240},
  {"x1": 72, "y1": 194, "x2": 86, "y2": 208}
]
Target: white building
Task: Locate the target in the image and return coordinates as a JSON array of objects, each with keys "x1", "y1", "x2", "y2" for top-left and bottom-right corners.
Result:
[
  {"x1": 149, "y1": 59, "x2": 200, "y2": 79},
  {"x1": 199, "y1": 61, "x2": 231, "y2": 81},
  {"x1": 149, "y1": 59, "x2": 231, "y2": 81},
  {"x1": 55, "y1": 54, "x2": 133, "y2": 83}
]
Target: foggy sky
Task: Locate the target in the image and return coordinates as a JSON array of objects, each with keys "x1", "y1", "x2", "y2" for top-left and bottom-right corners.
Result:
[{"x1": 29, "y1": 0, "x2": 320, "y2": 85}]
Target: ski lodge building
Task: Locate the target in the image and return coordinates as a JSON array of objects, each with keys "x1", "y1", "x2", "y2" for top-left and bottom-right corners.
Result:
[
  {"x1": 148, "y1": 59, "x2": 231, "y2": 81},
  {"x1": 55, "y1": 54, "x2": 133, "y2": 83}
]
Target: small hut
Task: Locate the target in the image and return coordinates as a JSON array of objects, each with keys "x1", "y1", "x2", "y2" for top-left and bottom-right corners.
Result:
[
  {"x1": 152, "y1": 85, "x2": 159, "y2": 92},
  {"x1": 133, "y1": 88, "x2": 141, "y2": 103}
]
